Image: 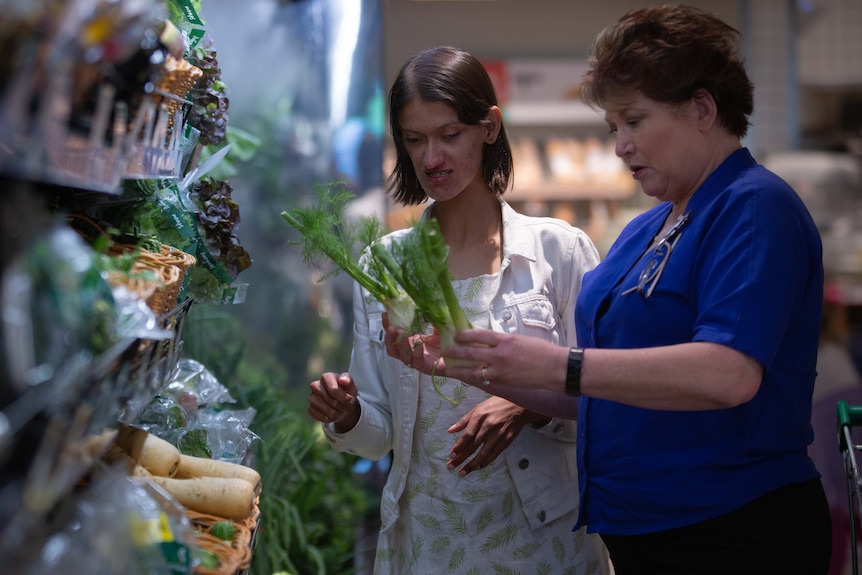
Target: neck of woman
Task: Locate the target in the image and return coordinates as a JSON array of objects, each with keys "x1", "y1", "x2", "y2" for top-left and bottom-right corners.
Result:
[
  {"x1": 432, "y1": 191, "x2": 502, "y2": 250},
  {"x1": 431, "y1": 192, "x2": 503, "y2": 279}
]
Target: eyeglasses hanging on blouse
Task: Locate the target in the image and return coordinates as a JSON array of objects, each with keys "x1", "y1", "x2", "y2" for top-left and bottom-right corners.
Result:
[{"x1": 622, "y1": 211, "x2": 692, "y2": 298}]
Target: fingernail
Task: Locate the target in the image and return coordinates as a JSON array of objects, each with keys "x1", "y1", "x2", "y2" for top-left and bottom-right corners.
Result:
[{"x1": 446, "y1": 463, "x2": 454, "y2": 470}]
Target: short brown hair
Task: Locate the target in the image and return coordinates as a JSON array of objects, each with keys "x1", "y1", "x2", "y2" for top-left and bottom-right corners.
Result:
[
  {"x1": 580, "y1": 4, "x2": 754, "y2": 138},
  {"x1": 386, "y1": 46, "x2": 513, "y2": 205}
]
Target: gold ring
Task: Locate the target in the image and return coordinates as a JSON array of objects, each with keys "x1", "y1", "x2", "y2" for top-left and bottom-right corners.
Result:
[{"x1": 482, "y1": 366, "x2": 490, "y2": 386}]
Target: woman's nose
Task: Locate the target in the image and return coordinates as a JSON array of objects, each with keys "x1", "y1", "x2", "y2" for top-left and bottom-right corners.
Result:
[
  {"x1": 614, "y1": 135, "x2": 633, "y2": 159},
  {"x1": 423, "y1": 140, "x2": 443, "y2": 168}
]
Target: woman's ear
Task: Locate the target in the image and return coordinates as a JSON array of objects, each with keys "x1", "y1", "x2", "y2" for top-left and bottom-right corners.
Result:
[
  {"x1": 484, "y1": 106, "x2": 503, "y2": 144},
  {"x1": 692, "y1": 88, "x2": 719, "y2": 130}
]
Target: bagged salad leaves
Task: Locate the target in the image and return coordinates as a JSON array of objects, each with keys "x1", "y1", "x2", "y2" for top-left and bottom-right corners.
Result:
[
  {"x1": 135, "y1": 358, "x2": 259, "y2": 464},
  {"x1": 165, "y1": 0, "x2": 207, "y2": 54},
  {"x1": 103, "y1": 163, "x2": 252, "y2": 305}
]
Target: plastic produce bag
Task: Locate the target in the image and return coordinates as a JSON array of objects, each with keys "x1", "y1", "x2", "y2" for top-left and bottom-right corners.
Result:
[
  {"x1": 163, "y1": 358, "x2": 235, "y2": 407},
  {"x1": 23, "y1": 465, "x2": 196, "y2": 575},
  {"x1": 136, "y1": 358, "x2": 258, "y2": 463},
  {"x1": 193, "y1": 408, "x2": 259, "y2": 463}
]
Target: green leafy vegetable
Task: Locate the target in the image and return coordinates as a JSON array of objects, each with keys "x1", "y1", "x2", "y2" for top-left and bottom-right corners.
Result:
[
  {"x1": 198, "y1": 548, "x2": 220, "y2": 569},
  {"x1": 177, "y1": 428, "x2": 212, "y2": 458},
  {"x1": 281, "y1": 183, "x2": 475, "y2": 404},
  {"x1": 210, "y1": 521, "x2": 235, "y2": 542},
  {"x1": 192, "y1": 177, "x2": 253, "y2": 280},
  {"x1": 372, "y1": 216, "x2": 471, "y2": 351},
  {"x1": 137, "y1": 395, "x2": 189, "y2": 431},
  {"x1": 187, "y1": 47, "x2": 229, "y2": 146},
  {"x1": 372, "y1": 217, "x2": 474, "y2": 404},
  {"x1": 280, "y1": 181, "x2": 416, "y2": 330}
]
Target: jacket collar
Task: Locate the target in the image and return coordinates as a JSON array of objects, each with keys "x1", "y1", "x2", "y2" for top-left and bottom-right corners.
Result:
[{"x1": 500, "y1": 198, "x2": 538, "y2": 263}]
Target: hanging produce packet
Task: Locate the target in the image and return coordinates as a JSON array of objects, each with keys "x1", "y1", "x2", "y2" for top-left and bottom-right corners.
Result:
[{"x1": 165, "y1": 0, "x2": 207, "y2": 53}]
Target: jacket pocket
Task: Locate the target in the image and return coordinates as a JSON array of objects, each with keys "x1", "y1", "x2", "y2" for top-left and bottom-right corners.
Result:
[
  {"x1": 506, "y1": 429, "x2": 580, "y2": 529},
  {"x1": 500, "y1": 294, "x2": 560, "y2": 343}
]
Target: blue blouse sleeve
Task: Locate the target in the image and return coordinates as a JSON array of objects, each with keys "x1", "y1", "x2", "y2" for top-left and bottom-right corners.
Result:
[{"x1": 692, "y1": 172, "x2": 822, "y2": 371}]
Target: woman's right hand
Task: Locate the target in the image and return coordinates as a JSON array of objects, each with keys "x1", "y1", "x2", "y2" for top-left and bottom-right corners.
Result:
[
  {"x1": 308, "y1": 372, "x2": 360, "y2": 433},
  {"x1": 383, "y1": 312, "x2": 446, "y2": 376},
  {"x1": 446, "y1": 396, "x2": 549, "y2": 476}
]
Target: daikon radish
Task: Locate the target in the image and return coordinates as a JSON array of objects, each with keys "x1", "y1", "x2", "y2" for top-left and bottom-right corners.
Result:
[
  {"x1": 80, "y1": 429, "x2": 118, "y2": 459},
  {"x1": 175, "y1": 454, "x2": 262, "y2": 495},
  {"x1": 145, "y1": 475, "x2": 257, "y2": 519},
  {"x1": 115, "y1": 425, "x2": 181, "y2": 477},
  {"x1": 109, "y1": 451, "x2": 152, "y2": 478}
]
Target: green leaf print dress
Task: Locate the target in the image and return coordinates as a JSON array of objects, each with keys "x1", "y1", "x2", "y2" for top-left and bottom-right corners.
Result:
[{"x1": 375, "y1": 273, "x2": 607, "y2": 575}]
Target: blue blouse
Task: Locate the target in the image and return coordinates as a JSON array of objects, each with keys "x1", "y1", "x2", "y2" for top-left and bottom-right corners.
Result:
[{"x1": 574, "y1": 148, "x2": 824, "y2": 535}]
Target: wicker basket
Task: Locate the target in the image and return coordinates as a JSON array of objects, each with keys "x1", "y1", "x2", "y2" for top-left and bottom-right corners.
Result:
[
  {"x1": 132, "y1": 250, "x2": 184, "y2": 314},
  {"x1": 160, "y1": 245, "x2": 197, "y2": 301},
  {"x1": 161, "y1": 245, "x2": 197, "y2": 275},
  {"x1": 187, "y1": 503, "x2": 259, "y2": 575},
  {"x1": 137, "y1": 256, "x2": 182, "y2": 316},
  {"x1": 106, "y1": 245, "x2": 183, "y2": 316},
  {"x1": 105, "y1": 270, "x2": 159, "y2": 306},
  {"x1": 153, "y1": 55, "x2": 203, "y2": 120},
  {"x1": 66, "y1": 214, "x2": 195, "y2": 314}
]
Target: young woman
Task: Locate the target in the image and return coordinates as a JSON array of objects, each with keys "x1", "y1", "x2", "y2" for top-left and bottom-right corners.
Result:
[{"x1": 307, "y1": 46, "x2": 609, "y2": 574}]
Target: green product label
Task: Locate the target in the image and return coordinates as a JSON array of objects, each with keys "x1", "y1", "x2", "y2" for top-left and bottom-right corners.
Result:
[
  {"x1": 193, "y1": 241, "x2": 234, "y2": 284},
  {"x1": 220, "y1": 286, "x2": 238, "y2": 304},
  {"x1": 156, "y1": 541, "x2": 192, "y2": 575},
  {"x1": 219, "y1": 283, "x2": 248, "y2": 305},
  {"x1": 187, "y1": 28, "x2": 205, "y2": 49},
  {"x1": 176, "y1": 0, "x2": 204, "y2": 25},
  {"x1": 167, "y1": 0, "x2": 206, "y2": 50},
  {"x1": 157, "y1": 199, "x2": 197, "y2": 240}
]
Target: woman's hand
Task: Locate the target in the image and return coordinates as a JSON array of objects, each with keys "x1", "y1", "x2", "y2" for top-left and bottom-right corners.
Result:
[
  {"x1": 444, "y1": 329, "x2": 567, "y2": 391},
  {"x1": 446, "y1": 397, "x2": 550, "y2": 476},
  {"x1": 383, "y1": 312, "x2": 446, "y2": 375},
  {"x1": 308, "y1": 372, "x2": 360, "y2": 433},
  {"x1": 443, "y1": 329, "x2": 577, "y2": 419}
]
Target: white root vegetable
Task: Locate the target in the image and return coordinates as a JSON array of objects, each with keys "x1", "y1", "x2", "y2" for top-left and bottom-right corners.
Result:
[
  {"x1": 109, "y1": 451, "x2": 153, "y2": 478},
  {"x1": 144, "y1": 474, "x2": 258, "y2": 519},
  {"x1": 114, "y1": 425, "x2": 181, "y2": 477},
  {"x1": 84, "y1": 427, "x2": 262, "y2": 519},
  {"x1": 80, "y1": 429, "x2": 118, "y2": 459},
  {"x1": 175, "y1": 454, "x2": 262, "y2": 495}
]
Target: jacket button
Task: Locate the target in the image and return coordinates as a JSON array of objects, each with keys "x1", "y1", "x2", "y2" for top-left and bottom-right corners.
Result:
[
  {"x1": 538, "y1": 510, "x2": 546, "y2": 522},
  {"x1": 501, "y1": 310, "x2": 513, "y2": 321},
  {"x1": 518, "y1": 458, "x2": 529, "y2": 469}
]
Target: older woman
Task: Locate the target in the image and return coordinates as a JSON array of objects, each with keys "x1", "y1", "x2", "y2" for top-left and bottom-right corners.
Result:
[{"x1": 440, "y1": 6, "x2": 831, "y2": 574}]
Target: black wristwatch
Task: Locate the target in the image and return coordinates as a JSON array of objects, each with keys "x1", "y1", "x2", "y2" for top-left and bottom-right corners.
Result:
[{"x1": 566, "y1": 347, "x2": 584, "y2": 397}]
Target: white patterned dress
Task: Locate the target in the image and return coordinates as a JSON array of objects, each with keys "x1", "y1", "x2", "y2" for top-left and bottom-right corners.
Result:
[{"x1": 375, "y1": 273, "x2": 606, "y2": 575}]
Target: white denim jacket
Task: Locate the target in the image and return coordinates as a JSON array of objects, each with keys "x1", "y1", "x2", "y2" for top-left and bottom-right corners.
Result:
[{"x1": 323, "y1": 199, "x2": 600, "y2": 533}]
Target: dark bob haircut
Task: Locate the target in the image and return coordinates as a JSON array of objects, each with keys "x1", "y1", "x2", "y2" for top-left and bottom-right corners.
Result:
[{"x1": 386, "y1": 45, "x2": 514, "y2": 205}]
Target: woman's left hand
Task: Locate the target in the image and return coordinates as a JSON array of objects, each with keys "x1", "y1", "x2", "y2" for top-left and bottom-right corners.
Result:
[
  {"x1": 444, "y1": 329, "x2": 567, "y2": 391},
  {"x1": 446, "y1": 396, "x2": 550, "y2": 476}
]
